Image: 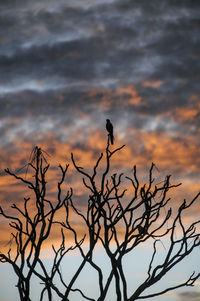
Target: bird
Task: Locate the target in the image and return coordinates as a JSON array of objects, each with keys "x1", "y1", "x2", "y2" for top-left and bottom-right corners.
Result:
[
  {"x1": 137, "y1": 225, "x2": 145, "y2": 235},
  {"x1": 106, "y1": 119, "x2": 114, "y2": 145}
]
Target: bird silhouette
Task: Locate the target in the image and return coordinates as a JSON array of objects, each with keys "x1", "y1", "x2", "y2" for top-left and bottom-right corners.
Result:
[
  {"x1": 106, "y1": 119, "x2": 114, "y2": 145},
  {"x1": 138, "y1": 225, "x2": 145, "y2": 236}
]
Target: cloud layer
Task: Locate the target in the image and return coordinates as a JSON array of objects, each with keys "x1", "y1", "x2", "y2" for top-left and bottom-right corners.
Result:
[{"x1": 1, "y1": 1, "x2": 200, "y2": 250}]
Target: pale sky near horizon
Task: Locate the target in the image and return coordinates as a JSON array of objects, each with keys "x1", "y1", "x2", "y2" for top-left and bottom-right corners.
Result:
[
  {"x1": 1, "y1": 0, "x2": 200, "y2": 300},
  {"x1": 1, "y1": 244, "x2": 200, "y2": 301}
]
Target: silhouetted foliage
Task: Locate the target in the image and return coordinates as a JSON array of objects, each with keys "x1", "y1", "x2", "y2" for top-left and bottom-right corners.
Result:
[{"x1": 1, "y1": 140, "x2": 200, "y2": 301}]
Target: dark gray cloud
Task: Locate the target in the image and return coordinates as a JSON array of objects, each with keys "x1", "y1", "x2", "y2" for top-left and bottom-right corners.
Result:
[
  {"x1": 1, "y1": 0, "x2": 199, "y2": 91},
  {"x1": 0, "y1": 0, "x2": 200, "y2": 153}
]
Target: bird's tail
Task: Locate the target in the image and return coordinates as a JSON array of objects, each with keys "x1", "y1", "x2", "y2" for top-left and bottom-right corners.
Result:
[{"x1": 110, "y1": 134, "x2": 114, "y2": 145}]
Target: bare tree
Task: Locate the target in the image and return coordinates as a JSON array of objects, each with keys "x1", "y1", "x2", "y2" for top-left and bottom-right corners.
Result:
[{"x1": 1, "y1": 140, "x2": 200, "y2": 301}]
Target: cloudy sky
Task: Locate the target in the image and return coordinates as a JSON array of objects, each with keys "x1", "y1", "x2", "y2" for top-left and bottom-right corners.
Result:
[{"x1": 0, "y1": 1, "x2": 200, "y2": 300}]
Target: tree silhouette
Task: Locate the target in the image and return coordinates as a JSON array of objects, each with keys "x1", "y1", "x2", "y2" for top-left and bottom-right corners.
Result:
[{"x1": 0, "y1": 140, "x2": 200, "y2": 301}]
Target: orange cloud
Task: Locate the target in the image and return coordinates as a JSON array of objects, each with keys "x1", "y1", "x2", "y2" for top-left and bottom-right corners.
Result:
[
  {"x1": 89, "y1": 85, "x2": 142, "y2": 110},
  {"x1": 117, "y1": 85, "x2": 142, "y2": 105},
  {"x1": 175, "y1": 107, "x2": 198, "y2": 122},
  {"x1": 171, "y1": 94, "x2": 200, "y2": 122},
  {"x1": 1, "y1": 128, "x2": 200, "y2": 250},
  {"x1": 142, "y1": 80, "x2": 163, "y2": 88},
  {"x1": 1, "y1": 129, "x2": 200, "y2": 200}
]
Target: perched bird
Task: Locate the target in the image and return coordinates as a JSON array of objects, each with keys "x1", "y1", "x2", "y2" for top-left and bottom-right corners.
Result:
[
  {"x1": 137, "y1": 225, "x2": 144, "y2": 235},
  {"x1": 106, "y1": 119, "x2": 114, "y2": 145}
]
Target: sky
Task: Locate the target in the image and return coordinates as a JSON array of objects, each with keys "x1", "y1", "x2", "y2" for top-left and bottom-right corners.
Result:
[{"x1": 0, "y1": 0, "x2": 200, "y2": 300}]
